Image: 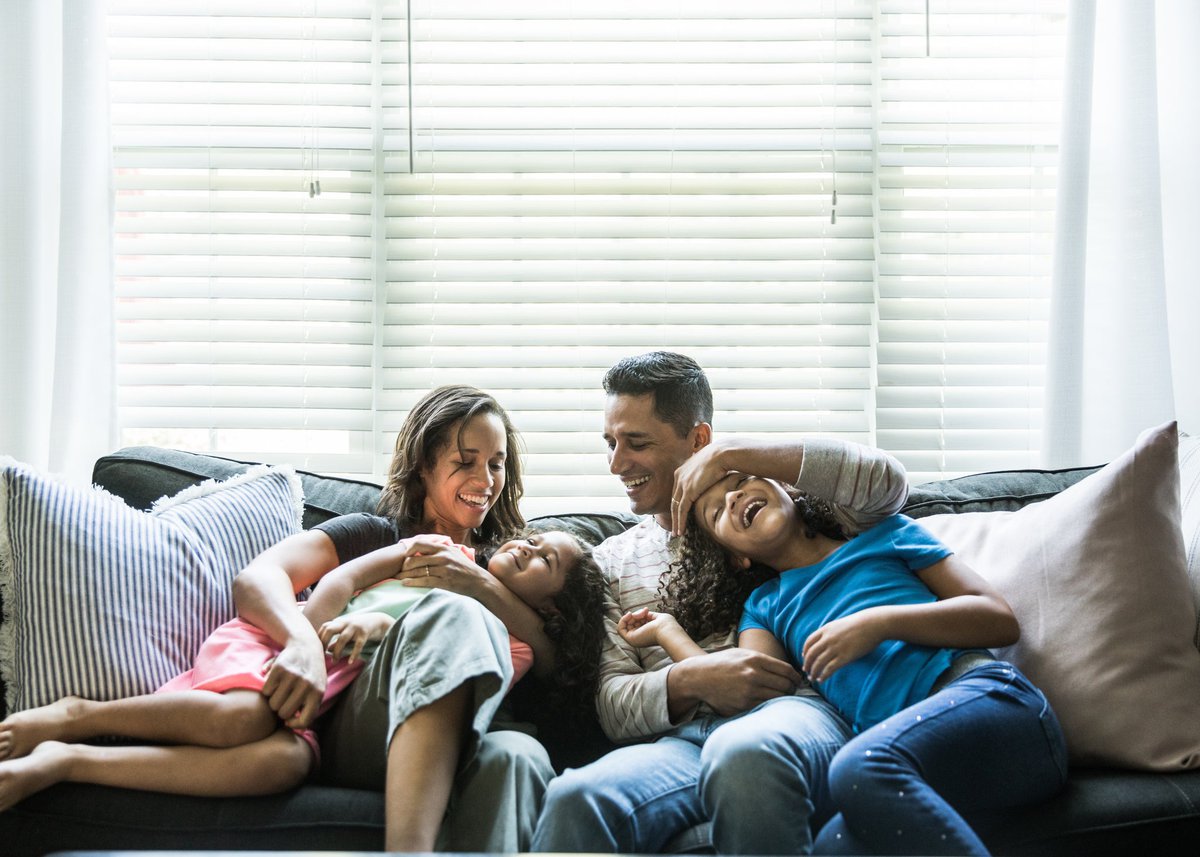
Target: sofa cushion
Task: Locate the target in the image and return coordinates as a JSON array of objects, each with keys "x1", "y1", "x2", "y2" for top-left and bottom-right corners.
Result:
[
  {"x1": 528, "y1": 510, "x2": 642, "y2": 547},
  {"x1": 921, "y1": 422, "x2": 1200, "y2": 770},
  {"x1": 93, "y1": 447, "x2": 644, "y2": 547},
  {"x1": 0, "y1": 782, "x2": 384, "y2": 856},
  {"x1": 92, "y1": 446, "x2": 382, "y2": 528},
  {"x1": 0, "y1": 459, "x2": 302, "y2": 715},
  {"x1": 903, "y1": 464, "x2": 1102, "y2": 518}
]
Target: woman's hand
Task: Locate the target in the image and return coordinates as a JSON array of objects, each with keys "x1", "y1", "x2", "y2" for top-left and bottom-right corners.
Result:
[
  {"x1": 618, "y1": 608, "x2": 681, "y2": 648},
  {"x1": 318, "y1": 612, "x2": 395, "y2": 663},
  {"x1": 261, "y1": 637, "x2": 328, "y2": 730},
  {"x1": 395, "y1": 537, "x2": 491, "y2": 598},
  {"x1": 801, "y1": 609, "x2": 885, "y2": 683}
]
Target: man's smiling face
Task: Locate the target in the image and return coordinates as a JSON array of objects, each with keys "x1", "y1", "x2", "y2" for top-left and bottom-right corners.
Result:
[{"x1": 603, "y1": 392, "x2": 701, "y2": 525}]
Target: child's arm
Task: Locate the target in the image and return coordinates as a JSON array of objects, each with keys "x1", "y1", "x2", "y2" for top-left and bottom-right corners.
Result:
[
  {"x1": 801, "y1": 554, "x2": 1019, "y2": 682},
  {"x1": 318, "y1": 612, "x2": 396, "y2": 663},
  {"x1": 396, "y1": 537, "x2": 556, "y2": 677},
  {"x1": 737, "y1": 627, "x2": 791, "y2": 662},
  {"x1": 301, "y1": 540, "x2": 416, "y2": 631},
  {"x1": 618, "y1": 608, "x2": 706, "y2": 662}
]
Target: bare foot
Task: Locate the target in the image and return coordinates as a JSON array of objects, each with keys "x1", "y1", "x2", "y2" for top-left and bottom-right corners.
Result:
[
  {"x1": 0, "y1": 696, "x2": 87, "y2": 760},
  {"x1": 0, "y1": 741, "x2": 73, "y2": 812}
]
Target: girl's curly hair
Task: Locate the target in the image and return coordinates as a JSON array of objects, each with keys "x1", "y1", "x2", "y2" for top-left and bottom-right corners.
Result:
[
  {"x1": 660, "y1": 487, "x2": 850, "y2": 641},
  {"x1": 478, "y1": 530, "x2": 607, "y2": 717},
  {"x1": 540, "y1": 535, "x2": 608, "y2": 716}
]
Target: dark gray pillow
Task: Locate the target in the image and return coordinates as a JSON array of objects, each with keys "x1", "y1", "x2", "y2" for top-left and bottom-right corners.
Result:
[
  {"x1": 528, "y1": 511, "x2": 642, "y2": 548},
  {"x1": 93, "y1": 447, "x2": 382, "y2": 529},
  {"x1": 903, "y1": 465, "x2": 1102, "y2": 518}
]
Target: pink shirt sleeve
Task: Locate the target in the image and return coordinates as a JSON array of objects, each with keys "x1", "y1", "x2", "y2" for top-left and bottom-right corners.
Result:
[
  {"x1": 508, "y1": 635, "x2": 535, "y2": 686},
  {"x1": 450, "y1": 539, "x2": 531, "y2": 686}
]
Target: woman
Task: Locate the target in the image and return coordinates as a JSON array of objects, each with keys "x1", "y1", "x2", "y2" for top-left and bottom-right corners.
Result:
[{"x1": 230, "y1": 384, "x2": 561, "y2": 852}]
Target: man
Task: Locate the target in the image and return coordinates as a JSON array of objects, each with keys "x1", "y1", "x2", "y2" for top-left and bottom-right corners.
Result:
[{"x1": 531, "y1": 351, "x2": 909, "y2": 854}]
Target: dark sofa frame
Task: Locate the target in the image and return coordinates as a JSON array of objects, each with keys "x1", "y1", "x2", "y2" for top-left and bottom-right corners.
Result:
[{"x1": 2, "y1": 446, "x2": 1199, "y2": 855}]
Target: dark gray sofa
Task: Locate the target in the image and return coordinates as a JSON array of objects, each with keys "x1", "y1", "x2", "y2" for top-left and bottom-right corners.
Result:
[{"x1": 2, "y1": 446, "x2": 1199, "y2": 855}]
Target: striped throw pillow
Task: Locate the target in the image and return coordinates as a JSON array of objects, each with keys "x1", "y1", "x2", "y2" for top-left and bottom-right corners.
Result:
[{"x1": 0, "y1": 459, "x2": 303, "y2": 714}]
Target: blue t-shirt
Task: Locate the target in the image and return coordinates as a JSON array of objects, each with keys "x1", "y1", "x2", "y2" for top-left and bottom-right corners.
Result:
[{"x1": 739, "y1": 514, "x2": 956, "y2": 732}]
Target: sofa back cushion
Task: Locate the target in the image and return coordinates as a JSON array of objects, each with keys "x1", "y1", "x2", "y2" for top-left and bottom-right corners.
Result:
[
  {"x1": 903, "y1": 464, "x2": 1102, "y2": 518},
  {"x1": 93, "y1": 446, "x2": 383, "y2": 529}
]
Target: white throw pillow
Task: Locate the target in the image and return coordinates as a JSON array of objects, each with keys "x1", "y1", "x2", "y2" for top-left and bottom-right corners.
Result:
[
  {"x1": 921, "y1": 422, "x2": 1200, "y2": 771},
  {"x1": 0, "y1": 459, "x2": 303, "y2": 713}
]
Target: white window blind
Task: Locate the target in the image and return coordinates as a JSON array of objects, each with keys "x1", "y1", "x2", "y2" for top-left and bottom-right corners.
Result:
[
  {"x1": 382, "y1": 0, "x2": 875, "y2": 514},
  {"x1": 109, "y1": 0, "x2": 1066, "y2": 514},
  {"x1": 874, "y1": 2, "x2": 1066, "y2": 482},
  {"x1": 110, "y1": 1, "x2": 379, "y2": 476}
]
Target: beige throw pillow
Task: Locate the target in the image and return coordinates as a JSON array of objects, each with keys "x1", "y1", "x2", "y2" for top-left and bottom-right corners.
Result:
[{"x1": 921, "y1": 421, "x2": 1200, "y2": 771}]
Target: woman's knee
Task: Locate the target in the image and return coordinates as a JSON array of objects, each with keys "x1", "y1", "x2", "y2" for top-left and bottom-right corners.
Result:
[{"x1": 475, "y1": 730, "x2": 553, "y2": 784}]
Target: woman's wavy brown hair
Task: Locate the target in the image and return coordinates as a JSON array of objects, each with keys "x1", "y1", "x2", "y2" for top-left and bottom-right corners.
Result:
[
  {"x1": 377, "y1": 385, "x2": 525, "y2": 547},
  {"x1": 660, "y1": 486, "x2": 850, "y2": 641},
  {"x1": 478, "y1": 530, "x2": 607, "y2": 716}
]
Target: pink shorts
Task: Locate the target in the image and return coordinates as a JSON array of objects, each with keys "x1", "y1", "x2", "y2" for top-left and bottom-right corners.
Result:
[{"x1": 157, "y1": 617, "x2": 364, "y2": 761}]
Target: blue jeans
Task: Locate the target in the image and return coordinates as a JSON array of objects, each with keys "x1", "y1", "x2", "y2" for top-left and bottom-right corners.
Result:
[
  {"x1": 815, "y1": 662, "x2": 1068, "y2": 856},
  {"x1": 531, "y1": 694, "x2": 852, "y2": 854}
]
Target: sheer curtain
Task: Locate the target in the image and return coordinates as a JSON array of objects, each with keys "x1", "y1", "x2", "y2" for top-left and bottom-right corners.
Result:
[
  {"x1": 0, "y1": 0, "x2": 116, "y2": 481},
  {"x1": 1045, "y1": 0, "x2": 1200, "y2": 467}
]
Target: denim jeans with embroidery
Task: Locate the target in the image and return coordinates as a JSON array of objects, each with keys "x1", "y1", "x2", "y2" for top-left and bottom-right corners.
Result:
[{"x1": 815, "y1": 661, "x2": 1068, "y2": 856}]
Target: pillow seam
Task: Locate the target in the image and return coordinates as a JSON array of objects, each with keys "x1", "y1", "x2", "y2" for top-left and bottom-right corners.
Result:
[{"x1": 0, "y1": 464, "x2": 17, "y2": 713}]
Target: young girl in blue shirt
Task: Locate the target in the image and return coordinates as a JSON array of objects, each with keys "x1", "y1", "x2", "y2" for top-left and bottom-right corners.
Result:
[{"x1": 621, "y1": 436, "x2": 1068, "y2": 855}]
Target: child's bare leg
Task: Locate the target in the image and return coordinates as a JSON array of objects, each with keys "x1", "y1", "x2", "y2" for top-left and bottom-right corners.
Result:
[
  {"x1": 0, "y1": 690, "x2": 277, "y2": 760},
  {"x1": 0, "y1": 729, "x2": 311, "y2": 812},
  {"x1": 384, "y1": 683, "x2": 471, "y2": 852}
]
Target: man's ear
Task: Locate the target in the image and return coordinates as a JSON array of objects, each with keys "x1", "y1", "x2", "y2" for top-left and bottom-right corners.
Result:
[{"x1": 690, "y1": 422, "x2": 712, "y2": 452}]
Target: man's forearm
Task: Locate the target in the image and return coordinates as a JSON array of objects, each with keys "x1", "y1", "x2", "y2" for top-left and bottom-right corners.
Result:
[
  {"x1": 708, "y1": 437, "x2": 810, "y2": 486},
  {"x1": 664, "y1": 656, "x2": 707, "y2": 722}
]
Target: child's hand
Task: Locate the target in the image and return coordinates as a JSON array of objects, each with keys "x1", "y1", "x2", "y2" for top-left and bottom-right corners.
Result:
[
  {"x1": 618, "y1": 608, "x2": 680, "y2": 649},
  {"x1": 801, "y1": 609, "x2": 884, "y2": 683},
  {"x1": 318, "y1": 612, "x2": 396, "y2": 663}
]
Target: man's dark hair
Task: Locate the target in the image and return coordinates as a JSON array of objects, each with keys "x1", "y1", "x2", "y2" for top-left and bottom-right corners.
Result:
[{"x1": 602, "y1": 351, "x2": 713, "y2": 438}]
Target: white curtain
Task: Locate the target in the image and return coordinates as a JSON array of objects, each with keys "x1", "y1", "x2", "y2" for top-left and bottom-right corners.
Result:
[
  {"x1": 1045, "y1": 0, "x2": 1200, "y2": 466},
  {"x1": 0, "y1": 0, "x2": 116, "y2": 481}
]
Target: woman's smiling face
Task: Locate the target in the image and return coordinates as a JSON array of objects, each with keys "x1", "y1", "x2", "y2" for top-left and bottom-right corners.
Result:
[
  {"x1": 694, "y1": 472, "x2": 798, "y2": 564},
  {"x1": 420, "y1": 412, "x2": 507, "y2": 544}
]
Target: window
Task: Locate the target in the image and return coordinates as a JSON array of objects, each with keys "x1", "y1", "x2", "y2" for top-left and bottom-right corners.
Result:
[{"x1": 109, "y1": 0, "x2": 1067, "y2": 514}]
